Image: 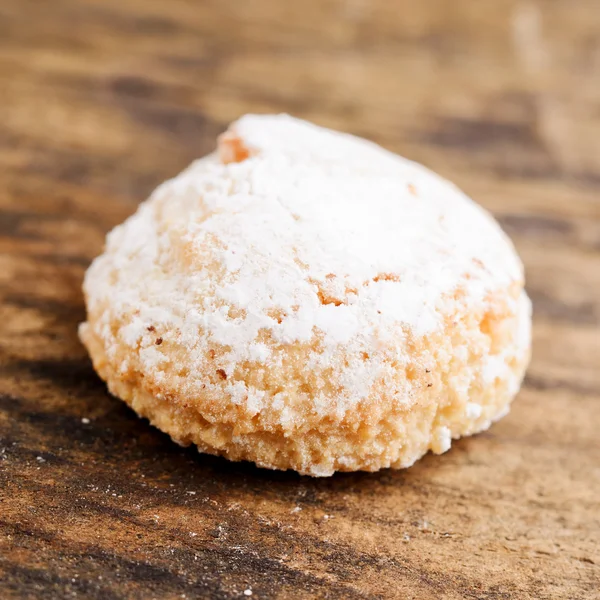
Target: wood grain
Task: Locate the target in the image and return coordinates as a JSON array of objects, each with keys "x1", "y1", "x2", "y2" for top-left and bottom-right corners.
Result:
[{"x1": 1, "y1": 1, "x2": 599, "y2": 598}]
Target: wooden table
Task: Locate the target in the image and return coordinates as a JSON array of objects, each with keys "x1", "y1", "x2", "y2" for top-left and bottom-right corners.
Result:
[{"x1": 1, "y1": 1, "x2": 599, "y2": 598}]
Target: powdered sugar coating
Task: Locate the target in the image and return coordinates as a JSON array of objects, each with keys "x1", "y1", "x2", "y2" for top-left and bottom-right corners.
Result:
[{"x1": 80, "y1": 114, "x2": 531, "y2": 475}]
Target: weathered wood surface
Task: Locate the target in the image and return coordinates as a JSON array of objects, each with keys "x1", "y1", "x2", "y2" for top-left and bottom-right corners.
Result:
[{"x1": 1, "y1": 1, "x2": 599, "y2": 598}]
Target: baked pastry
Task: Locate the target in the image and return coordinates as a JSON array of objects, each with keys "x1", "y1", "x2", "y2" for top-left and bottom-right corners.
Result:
[{"x1": 80, "y1": 114, "x2": 531, "y2": 476}]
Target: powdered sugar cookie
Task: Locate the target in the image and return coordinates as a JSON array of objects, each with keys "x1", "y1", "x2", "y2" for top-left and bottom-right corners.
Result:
[{"x1": 80, "y1": 114, "x2": 531, "y2": 476}]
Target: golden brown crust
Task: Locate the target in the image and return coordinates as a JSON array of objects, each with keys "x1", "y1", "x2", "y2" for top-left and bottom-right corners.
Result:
[{"x1": 80, "y1": 286, "x2": 530, "y2": 476}]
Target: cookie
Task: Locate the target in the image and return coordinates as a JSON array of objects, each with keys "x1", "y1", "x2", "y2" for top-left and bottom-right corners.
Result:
[{"x1": 80, "y1": 114, "x2": 531, "y2": 476}]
